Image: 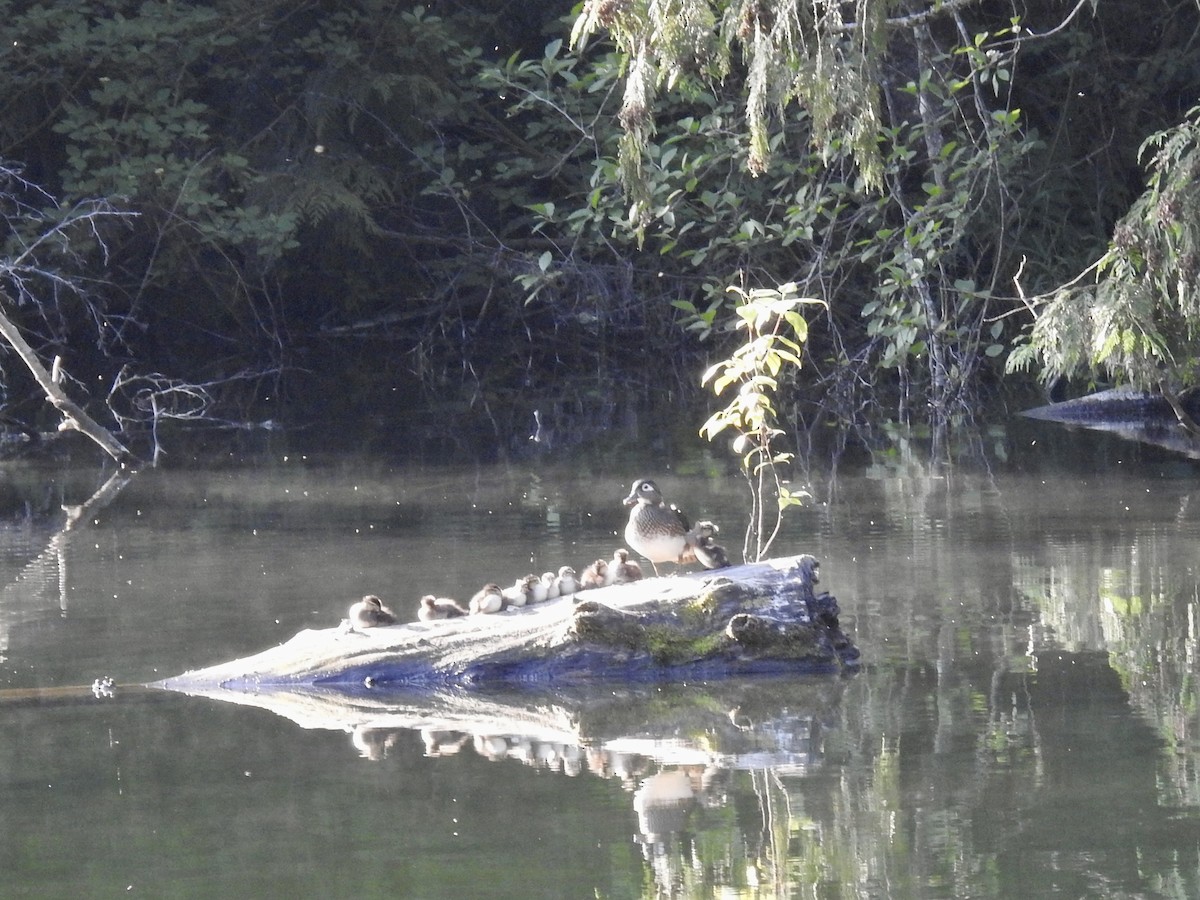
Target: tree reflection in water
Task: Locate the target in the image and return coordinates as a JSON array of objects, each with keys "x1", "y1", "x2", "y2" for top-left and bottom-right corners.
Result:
[{"x1": 6, "y1": 436, "x2": 1200, "y2": 896}]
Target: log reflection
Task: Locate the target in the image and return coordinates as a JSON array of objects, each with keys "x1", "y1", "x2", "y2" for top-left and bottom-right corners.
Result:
[{"x1": 161, "y1": 673, "x2": 845, "y2": 895}]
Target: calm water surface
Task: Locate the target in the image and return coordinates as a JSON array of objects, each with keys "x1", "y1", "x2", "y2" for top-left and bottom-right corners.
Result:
[{"x1": 3, "y1": 426, "x2": 1200, "y2": 898}]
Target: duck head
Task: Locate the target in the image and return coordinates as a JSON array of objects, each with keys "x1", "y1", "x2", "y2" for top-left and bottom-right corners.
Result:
[{"x1": 623, "y1": 478, "x2": 663, "y2": 507}]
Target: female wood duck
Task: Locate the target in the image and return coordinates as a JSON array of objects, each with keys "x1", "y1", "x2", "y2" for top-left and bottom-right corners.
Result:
[
  {"x1": 690, "y1": 520, "x2": 731, "y2": 569},
  {"x1": 622, "y1": 478, "x2": 695, "y2": 574},
  {"x1": 349, "y1": 594, "x2": 398, "y2": 628},
  {"x1": 469, "y1": 583, "x2": 505, "y2": 615},
  {"x1": 608, "y1": 547, "x2": 644, "y2": 584},
  {"x1": 418, "y1": 594, "x2": 469, "y2": 620}
]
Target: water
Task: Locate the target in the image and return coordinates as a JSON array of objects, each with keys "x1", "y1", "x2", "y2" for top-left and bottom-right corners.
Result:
[{"x1": 2, "y1": 426, "x2": 1200, "y2": 898}]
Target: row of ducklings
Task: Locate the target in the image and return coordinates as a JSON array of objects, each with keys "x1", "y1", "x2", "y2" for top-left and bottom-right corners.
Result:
[
  {"x1": 347, "y1": 547, "x2": 646, "y2": 629},
  {"x1": 426, "y1": 546, "x2": 646, "y2": 619}
]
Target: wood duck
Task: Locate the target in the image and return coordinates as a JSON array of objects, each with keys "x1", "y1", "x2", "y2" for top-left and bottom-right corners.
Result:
[
  {"x1": 554, "y1": 565, "x2": 580, "y2": 597},
  {"x1": 527, "y1": 573, "x2": 549, "y2": 604},
  {"x1": 690, "y1": 520, "x2": 731, "y2": 569},
  {"x1": 349, "y1": 594, "x2": 398, "y2": 628},
  {"x1": 418, "y1": 594, "x2": 469, "y2": 620},
  {"x1": 539, "y1": 571, "x2": 560, "y2": 601},
  {"x1": 580, "y1": 558, "x2": 608, "y2": 590},
  {"x1": 608, "y1": 547, "x2": 644, "y2": 584},
  {"x1": 468, "y1": 583, "x2": 504, "y2": 615},
  {"x1": 501, "y1": 574, "x2": 538, "y2": 608},
  {"x1": 622, "y1": 478, "x2": 696, "y2": 574}
]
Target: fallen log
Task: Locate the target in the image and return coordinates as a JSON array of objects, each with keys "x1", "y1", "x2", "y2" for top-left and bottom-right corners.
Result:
[
  {"x1": 1022, "y1": 386, "x2": 1191, "y2": 427},
  {"x1": 1022, "y1": 387, "x2": 1200, "y2": 458},
  {"x1": 158, "y1": 554, "x2": 858, "y2": 693}
]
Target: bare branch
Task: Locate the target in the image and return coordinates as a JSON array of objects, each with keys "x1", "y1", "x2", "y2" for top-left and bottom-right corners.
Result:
[
  {"x1": 0, "y1": 289, "x2": 137, "y2": 466},
  {"x1": 839, "y1": 0, "x2": 985, "y2": 31}
]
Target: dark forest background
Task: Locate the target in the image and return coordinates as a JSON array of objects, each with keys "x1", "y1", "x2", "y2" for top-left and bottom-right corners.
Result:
[{"x1": 1, "y1": 0, "x2": 1198, "y2": 461}]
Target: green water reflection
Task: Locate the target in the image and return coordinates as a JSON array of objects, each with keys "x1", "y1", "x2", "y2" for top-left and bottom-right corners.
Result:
[{"x1": 1, "y1": 426, "x2": 1200, "y2": 897}]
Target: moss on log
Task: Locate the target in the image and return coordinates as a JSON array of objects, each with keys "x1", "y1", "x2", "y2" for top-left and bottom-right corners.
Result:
[{"x1": 158, "y1": 554, "x2": 858, "y2": 693}]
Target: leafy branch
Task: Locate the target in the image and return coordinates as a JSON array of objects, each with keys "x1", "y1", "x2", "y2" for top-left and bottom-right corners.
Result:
[
  {"x1": 1007, "y1": 104, "x2": 1200, "y2": 396},
  {"x1": 698, "y1": 282, "x2": 823, "y2": 562}
]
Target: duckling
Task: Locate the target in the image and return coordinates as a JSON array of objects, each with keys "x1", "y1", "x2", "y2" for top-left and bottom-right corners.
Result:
[
  {"x1": 608, "y1": 547, "x2": 644, "y2": 584},
  {"x1": 690, "y1": 520, "x2": 731, "y2": 569},
  {"x1": 468, "y1": 583, "x2": 504, "y2": 615},
  {"x1": 349, "y1": 594, "x2": 398, "y2": 628},
  {"x1": 580, "y1": 558, "x2": 608, "y2": 590},
  {"x1": 623, "y1": 478, "x2": 696, "y2": 574},
  {"x1": 554, "y1": 565, "x2": 580, "y2": 598},
  {"x1": 501, "y1": 574, "x2": 537, "y2": 608},
  {"x1": 602, "y1": 552, "x2": 618, "y2": 586},
  {"x1": 528, "y1": 573, "x2": 550, "y2": 604},
  {"x1": 540, "y1": 571, "x2": 561, "y2": 601},
  {"x1": 418, "y1": 594, "x2": 469, "y2": 621}
]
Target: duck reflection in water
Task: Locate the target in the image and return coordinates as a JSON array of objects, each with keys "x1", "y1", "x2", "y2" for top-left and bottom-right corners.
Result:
[
  {"x1": 634, "y1": 770, "x2": 697, "y2": 843},
  {"x1": 420, "y1": 729, "x2": 471, "y2": 757},
  {"x1": 351, "y1": 725, "x2": 399, "y2": 761},
  {"x1": 460, "y1": 732, "x2": 584, "y2": 775},
  {"x1": 346, "y1": 714, "x2": 733, "y2": 897}
]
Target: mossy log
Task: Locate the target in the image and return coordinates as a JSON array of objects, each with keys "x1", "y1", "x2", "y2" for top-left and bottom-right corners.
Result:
[{"x1": 159, "y1": 554, "x2": 858, "y2": 693}]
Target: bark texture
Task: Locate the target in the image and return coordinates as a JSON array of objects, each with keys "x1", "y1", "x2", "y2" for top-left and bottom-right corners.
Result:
[{"x1": 159, "y1": 554, "x2": 859, "y2": 693}]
